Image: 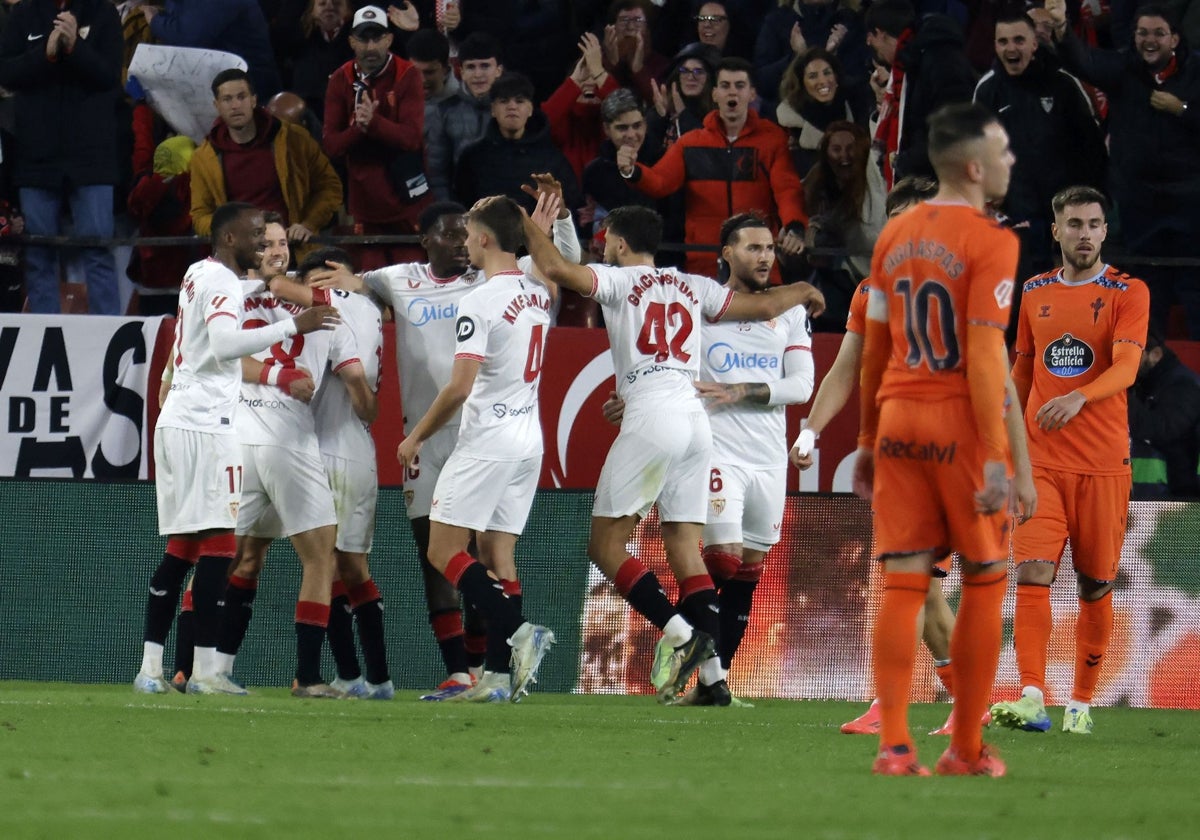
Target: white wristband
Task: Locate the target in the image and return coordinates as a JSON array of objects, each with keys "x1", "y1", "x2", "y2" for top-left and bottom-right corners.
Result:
[
  {"x1": 793, "y1": 428, "x2": 816, "y2": 457},
  {"x1": 264, "y1": 366, "x2": 280, "y2": 387}
]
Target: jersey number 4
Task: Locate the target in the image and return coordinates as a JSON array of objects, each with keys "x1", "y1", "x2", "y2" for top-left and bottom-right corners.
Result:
[
  {"x1": 895, "y1": 278, "x2": 960, "y2": 371},
  {"x1": 636, "y1": 302, "x2": 693, "y2": 363}
]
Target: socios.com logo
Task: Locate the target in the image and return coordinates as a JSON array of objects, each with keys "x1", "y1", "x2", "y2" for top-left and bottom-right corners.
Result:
[
  {"x1": 407, "y1": 297, "x2": 458, "y2": 327},
  {"x1": 706, "y1": 341, "x2": 779, "y2": 373}
]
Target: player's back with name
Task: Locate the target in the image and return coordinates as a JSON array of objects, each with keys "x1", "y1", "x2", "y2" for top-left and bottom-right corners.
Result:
[
  {"x1": 159, "y1": 258, "x2": 247, "y2": 433},
  {"x1": 237, "y1": 283, "x2": 357, "y2": 453},
  {"x1": 452, "y1": 270, "x2": 551, "y2": 461},
  {"x1": 313, "y1": 289, "x2": 384, "y2": 462},
  {"x1": 587, "y1": 262, "x2": 733, "y2": 406}
]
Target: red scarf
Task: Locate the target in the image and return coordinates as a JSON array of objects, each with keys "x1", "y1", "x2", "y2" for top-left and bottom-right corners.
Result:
[
  {"x1": 873, "y1": 28, "x2": 913, "y2": 190},
  {"x1": 1153, "y1": 53, "x2": 1179, "y2": 85}
]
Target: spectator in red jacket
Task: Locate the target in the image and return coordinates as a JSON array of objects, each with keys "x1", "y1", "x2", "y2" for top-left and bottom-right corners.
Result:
[
  {"x1": 541, "y1": 32, "x2": 620, "y2": 185},
  {"x1": 617, "y1": 57, "x2": 808, "y2": 277},
  {"x1": 323, "y1": 5, "x2": 429, "y2": 269}
]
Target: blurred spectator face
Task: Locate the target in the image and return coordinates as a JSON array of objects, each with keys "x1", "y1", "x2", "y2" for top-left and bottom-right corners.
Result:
[
  {"x1": 695, "y1": 3, "x2": 730, "y2": 52},
  {"x1": 714, "y1": 68, "x2": 755, "y2": 123},
  {"x1": 492, "y1": 94, "x2": 533, "y2": 139},
  {"x1": 603, "y1": 108, "x2": 646, "y2": 150},
  {"x1": 350, "y1": 26, "x2": 393, "y2": 75},
  {"x1": 1027, "y1": 8, "x2": 1056, "y2": 47},
  {"x1": 261, "y1": 222, "x2": 290, "y2": 278},
  {"x1": 866, "y1": 29, "x2": 899, "y2": 65},
  {"x1": 723, "y1": 226, "x2": 776, "y2": 291},
  {"x1": 803, "y1": 58, "x2": 838, "y2": 104},
  {"x1": 994, "y1": 19, "x2": 1037, "y2": 77},
  {"x1": 677, "y1": 59, "x2": 710, "y2": 98},
  {"x1": 613, "y1": 4, "x2": 649, "y2": 63},
  {"x1": 825, "y1": 129, "x2": 858, "y2": 181},
  {"x1": 413, "y1": 57, "x2": 450, "y2": 98},
  {"x1": 214, "y1": 79, "x2": 257, "y2": 131},
  {"x1": 462, "y1": 57, "x2": 503, "y2": 98},
  {"x1": 309, "y1": 0, "x2": 348, "y2": 34},
  {"x1": 1134, "y1": 15, "x2": 1179, "y2": 70},
  {"x1": 1052, "y1": 201, "x2": 1107, "y2": 273}
]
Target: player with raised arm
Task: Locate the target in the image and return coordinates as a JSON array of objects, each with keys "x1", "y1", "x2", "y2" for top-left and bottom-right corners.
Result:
[
  {"x1": 395, "y1": 195, "x2": 557, "y2": 702},
  {"x1": 134, "y1": 202, "x2": 338, "y2": 695},
  {"x1": 989, "y1": 186, "x2": 1149, "y2": 735},
  {"x1": 523, "y1": 197, "x2": 825, "y2": 703},
  {"x1": 853, "y1": 103, "x2": 1020, "y2": 776}
]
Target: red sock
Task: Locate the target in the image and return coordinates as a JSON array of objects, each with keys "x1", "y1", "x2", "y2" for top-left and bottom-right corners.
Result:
[
  {"x1": 1073, "y1": 592, "x2": 1113, "y2": 704},
  {"x1": 950, "y1": 569, "x2": 1007, "y2": 762},
  {"x1": 935, "y1": 661, "x2": 955, "y2": 697},
  {"x1": 295, "y1": 600, "x2": 330, "y2": 628},
  {"x1": 872, "y1": 571, "x2": 930, "y2": 752},
  {"x1": 1014, "y1": 582, "x2": 1052, "y2": 694}
]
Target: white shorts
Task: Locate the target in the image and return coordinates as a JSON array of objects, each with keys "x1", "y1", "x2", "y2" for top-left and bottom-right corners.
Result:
[
  {"x1": 704, "y1": 462, "x2": 785, "y2": 552},
  {"x1": 593, "y1": 404, "x2": 712, "y2": 523},
  {"x1": 237, "y1": 444, "x2": 337, "y2": 539},
  {"x1": 430, "y1": 451, "x2": 541, "y2": 534},
  {"x1": 154, "y1": 426, "x2": 241, "y2": 535},
  {"x1": 403, "y1": 424, "x2": 458, "y2": 519},
  {"x1": 322, "y1": 452, "x2": 378, "y2": 554}
]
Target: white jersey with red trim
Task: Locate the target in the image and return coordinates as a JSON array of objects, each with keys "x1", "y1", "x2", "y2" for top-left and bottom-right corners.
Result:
[
  {"x1": 701, "y1": 306, "x2": 813, "y2": 469},
  {"x1": 587, "y1": 263, "x2": 733, "y2": 406},
  {"x1": 362, "y1": 262, "x2": 485, "y2": 433},
  {"x1": 313, "y1": 289, "x2": 384, "y2": 463},
  {"x1": 158, "y1": 258, "x2": 248, "y2": 434},
  {"x1": 236, "y1": 285, "x2": 358, "y2": 455},
  {"x1": 452, "y1": 269, "x2": 552, "y2": 461}
]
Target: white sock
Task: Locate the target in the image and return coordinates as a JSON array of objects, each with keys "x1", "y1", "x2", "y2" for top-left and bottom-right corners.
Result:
[
  {"x1": 699, "y1": 656, "x2": 726, "y2": 686},
  {"x1": 468, "y1": 664, "x2": 484, "y2": 681},
  {"x1": 1021, "y1": 685, "x2": 1045, "y2": 705},
  {"x1": 140, "y1": 642, "x2": 164, "y2": 678},
  {"x1": 214, "y1": 651, "x2": 236, "y2": 675},
  {"x1": 1066, "y1": 700, "x2": 1090, "y2": 714},
  {"x1": 448, "y1": 671, "x2": 473, "y2": 686},
  {"x1": 662, "y1": 614, "x2": 692, "y2": 648},
  {"x1": 193, "y1": 646, "x2": 216, "y2": 680}
]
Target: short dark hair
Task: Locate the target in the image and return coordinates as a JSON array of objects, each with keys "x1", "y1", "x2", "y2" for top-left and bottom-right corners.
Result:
[
  {"x1": 210, "y1": 201, "x2": 258, "y2": 246},
  {"x1": 864, "y1": 0, "x2": 915, "y2": 37},
  {"x1": 467, "y1": 196, "x2": 525, "y2": 253},
  {"x1": 407, "y1": 28, "x2": 450, "y2": 65},
  {"x1": 885, "y1": 176, "x2": 938, "y2": 215},
  {"x1": 1133, "y1": 3, "x2": 1179, "y2": 31},
  {"x1": 927, "y1": 102, "x2": 998, "y2": 169},
  {"x1": 490, "y1": 72, "x2": 535, "y2": 103},
  {"x1": 715, "y1": 56, "x2": 755, "y2": 81},
  {"x1": 601, "y1": 88, "x2": 643, "y2": 124},
  {"x1": 603, "y1": 206, "x2": 663, "y2": 254},
  {"x1": 1051, "y1": 185, "x2": 1109, "y2": 217},
  {"x1": 994, "y1": 10, "x2": 1037, "y2": 30},
  {"x1": 212, "y1": 68, "x2": 253, "y2": 98},
  {"x1": 262, "y1": 210, "x2": 285, "y2": 228},
  {"x1": 457, "y1": 32, "x2": 502, "y2": 64},
  {"x1": 720, "y1": 212, "x2": 769, "y2": 248},
  {"x1": 609, "y1": 0, "x2": 651, "y2": 22},
  {"x1": 297, "y1": 247, "x2": 355, "y2": 278},
  {"x1": 419, "y1": 200, "x2": 467, "y2": 234}
]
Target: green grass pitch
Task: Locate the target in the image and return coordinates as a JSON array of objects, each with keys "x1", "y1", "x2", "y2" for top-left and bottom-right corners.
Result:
[{"x1": 1, "y1": 683, "x2": 1196, "y2": 840}]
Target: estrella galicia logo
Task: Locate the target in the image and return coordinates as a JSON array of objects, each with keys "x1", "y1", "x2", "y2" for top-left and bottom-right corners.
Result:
[
  {"x1": 492, "y1": 403, "x2": 507, "y2": 418},
  {"x1": 455, "y1": 315, "x2": 476, "y2": 342},
  {"x1": 1043, "y1": 333, "x2": 1094, "y2": 377},
  {"x1": 706, "y1": 341, "x2": 779, "y2": 374},
  {"x1": 408, "y1": 297, "x2": 458, "y2": 326}
]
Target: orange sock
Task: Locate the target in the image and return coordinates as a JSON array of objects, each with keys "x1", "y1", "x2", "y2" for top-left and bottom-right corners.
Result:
[
  {"x1": 934, "y1": 661, "x2": 955, "y2": 697},
  {"x1": 872, "y1": 571, "x2": 930, "y2": 752},
  {"x1": 1014, "y1": 582, "x2": 1052, "y2": 694},
  {"x1": 1073, "y1": 592, "x2": 1113, "y2": 704},
  {"x1": 950, "y1": 568, "x2": 1006, "y2": 762}
]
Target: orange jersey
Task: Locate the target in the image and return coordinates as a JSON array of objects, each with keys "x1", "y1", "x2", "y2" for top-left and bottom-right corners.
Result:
[
  {"x1": 869, "y1": 203, "x2": 1019, "y2": 403},
  {"x1": 846, "y1": 278, "x2": 870, "y2": 335},
  {"x1": 1015, "y1": 264, "x2": 1150, "y2": 475}
]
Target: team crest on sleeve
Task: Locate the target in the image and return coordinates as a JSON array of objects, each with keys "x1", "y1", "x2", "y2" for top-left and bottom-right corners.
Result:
[
  {"x1": 455, "y1": 316, "x2": 476, "y2": 341},
  {"x1": 710, "y1": 498, "x2": 726, "y2": 516},
  {"x1": 994, "y1": 279, "x2": 1014, "y2": 309}
]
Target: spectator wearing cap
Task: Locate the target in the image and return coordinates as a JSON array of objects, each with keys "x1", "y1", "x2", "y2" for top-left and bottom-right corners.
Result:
[
  {"x1": 453, "y1": 71, "x2": 582, "y2": 214},
  {"x1": 644, "y1": 42, "x2": 718, "y2": 160},
  {"x1": 541, "y1": 32, "x2": 620, "y2": 185},
  {"x1": 189, "y1": 68, "x2": 342, "y2": 250},
  {"x1": 323, "y1": 5, "x2": 428, "y2": 269},
  {"x1": 143, "y1": 0, "x2": 282, "y2": 99},
  {"x1": 272, "y1": 0, "x2": 354, "y2": 118},
  {"x1": 424, "y1": 31, "x2": 504, "y2": 200},
  {"x1": 0, "y1": 0, "x2": 124, "y2": 314}
]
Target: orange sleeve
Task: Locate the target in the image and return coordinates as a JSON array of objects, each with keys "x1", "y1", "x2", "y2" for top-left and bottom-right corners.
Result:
[
  {"x1": 966, "y1": 323, "x2": 1010, "y2": 462},
  {"x1": 857, "y1": 316, "x2": 890, "y2": 449},
  {"x1": 1077, "y1": 341, "x2": 1142, "y2": 402},
  {"x1": 845, "y1": 279, "x2": 869, "y2": 335},
  {"x1": 632, "y1": 139, "x2": 688, "y2": 198},
  {"x1": 1012, "y1": 295, "x2": 1034, "y2": 409}
]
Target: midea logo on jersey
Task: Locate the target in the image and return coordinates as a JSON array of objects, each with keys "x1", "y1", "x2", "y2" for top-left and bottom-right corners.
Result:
[
  {"x1": 706, "y1": 341, "x2": 779, "y2": 373},
  {"x1": 408, "y1": 297, "x2": 458, "y2": 327},
  {"x1": 1043, "y1": 333, "x2": 1094, "y2": 377}
]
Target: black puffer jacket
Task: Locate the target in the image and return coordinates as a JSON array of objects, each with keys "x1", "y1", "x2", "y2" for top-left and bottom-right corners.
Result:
[
  {"x1": 1129, "y1": 349, "x2": 1200, "y2": 497},
  {"x1": 0, "y1": 0, "x2": 122, "y2": 189},
  {"x1": 454, "y1": 111, "x2": 582, "y2": 214}
]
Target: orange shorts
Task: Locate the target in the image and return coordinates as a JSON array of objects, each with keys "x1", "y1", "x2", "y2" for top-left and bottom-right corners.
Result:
[
  {"x1": 872, "y1": 398, "x2": 1009, "y2": 565},
  {"x1": 1013, "y1": 467, "x2": 1130, "y2": 583}
]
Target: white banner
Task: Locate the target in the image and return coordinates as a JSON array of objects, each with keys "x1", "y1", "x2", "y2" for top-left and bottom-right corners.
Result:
[
  {"x1": 0, "y1": 316, "x2": 166, "y2": 479},
  {"x1": 128, "y1": 45, "x2": 248, "y2": 145}
]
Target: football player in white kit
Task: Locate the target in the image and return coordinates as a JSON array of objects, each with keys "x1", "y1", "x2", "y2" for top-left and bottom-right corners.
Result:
[
  {"x1": 134, "y1": 202, "x2": 339, "y2": 695},
  {"x1": 523, "y1": 197, "x2": 825, "y2": 702},
  {"x1": 395, "y1": 195, "x2": 557, "y2": 703}
]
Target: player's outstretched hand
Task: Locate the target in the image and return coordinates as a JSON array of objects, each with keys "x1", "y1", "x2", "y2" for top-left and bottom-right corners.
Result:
[
  {"x1": 1010, "y1": 465, "x2": 1037, "y2": 523},
  {"x1": 975, "y1": 460, "x2": 1010, "y2": 514},
  {"x1": 1034, "y1": 390, "x2": 1085, "y2": 431},
  {"x1": 601, "y1": 390, "x2": 624, "y2": 426},
  {"x1": 309, "y1": 261, "x2": 363, "y2": 292},
  {"x1": 396, "y1": 436, "x2": 421, "y2": 470},
  {"x1": 293, "y1": 305, "x2": 340, "y2": 334},
  {"x1": 851, "y1": 447, "x2": 874, "y2": 501},
  {"x1": 527, "y1": 189, "x2": 563, "y2": 235}
]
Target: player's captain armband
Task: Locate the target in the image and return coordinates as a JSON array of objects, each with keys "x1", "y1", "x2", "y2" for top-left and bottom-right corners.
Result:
[
  {"x1": 994, "y1": 278, "x2": 1014, "y2": 309},
  {"x1": 793, "y1": 428, "x2": 817, "y2": 457}
]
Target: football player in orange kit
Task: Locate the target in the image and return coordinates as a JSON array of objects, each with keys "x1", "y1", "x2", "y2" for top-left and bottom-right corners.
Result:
[
  {"x1": 990, "y1": 185, "x2": 1149, "y2": 736},
  {"x1": 853, "y1": 103, "x2": 1028, "y2": 777}
]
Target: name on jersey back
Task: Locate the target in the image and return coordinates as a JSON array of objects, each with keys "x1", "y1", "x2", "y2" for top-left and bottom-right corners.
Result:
[{"x1": 627, "y1": 271, "x2": 700, "y2": 306}]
